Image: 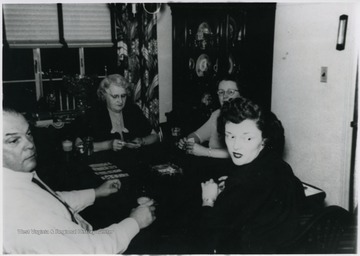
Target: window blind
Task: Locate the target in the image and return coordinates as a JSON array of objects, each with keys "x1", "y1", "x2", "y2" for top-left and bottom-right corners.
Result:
[
  {"x1": 3, "y1": 4, "x2": 62, "y2": 48},
  {"x1": 3, "y1": 3, "x2": 114, "y2": 48},
  {"x1": 62, "y1": 4, "x2": 113, "y2": 48}
]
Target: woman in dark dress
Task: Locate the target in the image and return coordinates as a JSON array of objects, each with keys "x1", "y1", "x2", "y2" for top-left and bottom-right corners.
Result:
[
  {"x1": 75, "y1": 74, "x2": 159, "y2": 151},
  {"x1": 192, "y1": 97, "x2": 305, "y2": 253},
  {"x1": 74, "y1": 74, "x2": 160, "y2": 174}
]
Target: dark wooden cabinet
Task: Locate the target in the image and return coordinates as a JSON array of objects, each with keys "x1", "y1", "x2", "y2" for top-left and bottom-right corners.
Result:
[{"x1": 170, "y1": 3, "x2": 276, "y2": 113}]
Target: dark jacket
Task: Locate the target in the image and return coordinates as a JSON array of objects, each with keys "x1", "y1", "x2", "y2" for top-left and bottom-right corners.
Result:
[{"x1": 195, "y1": 148, "x2": 305, "y2": 253}]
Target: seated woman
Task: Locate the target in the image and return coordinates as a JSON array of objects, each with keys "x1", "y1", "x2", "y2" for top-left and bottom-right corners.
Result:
[
  {"x1": 174, "y1": 75, "x2": 243, "y2": 182},
  {"x1": 178, "y1": 74, "x2": 242, "y2": 158},
  {"x1": 190, "y1": 97, "x2": 305, "y2": 253},
  {"x1": 74, "y1": 74, "x2": 159, "y2": 170}
]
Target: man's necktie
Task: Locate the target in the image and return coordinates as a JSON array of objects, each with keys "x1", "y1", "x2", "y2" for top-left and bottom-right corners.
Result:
[
  {"x1": 31, "y1": 177, "x2": 79, "y2": 224},
  {"x1": 32, "y1": 177, "x2": 92, "y2": 231}
]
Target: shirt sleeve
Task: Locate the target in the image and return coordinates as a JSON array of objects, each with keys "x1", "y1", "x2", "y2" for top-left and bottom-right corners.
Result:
[
  {"x1": 46, "y1": 217, "x2": 140, "y2": 254},
  {"x1": 57, "y1": 189, "x2": 95, "y2": 213},
  {"x1": 5, "y1": 205, "x2": 140, "y2": 254},
  {"x1": 4, "y1": 172, "x2": 140, "y2": 254},
  {"x1": 54, "y1": 190, "x2": 140, "y2": 253},
  {"x1": 87, "y1": 217, "x2": 140, "y2": 254}
]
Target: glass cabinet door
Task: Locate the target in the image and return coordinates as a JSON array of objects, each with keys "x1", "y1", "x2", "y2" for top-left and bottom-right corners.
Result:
[{"x1": 171, "y1": 3, "x2": 275, "y2": 113}]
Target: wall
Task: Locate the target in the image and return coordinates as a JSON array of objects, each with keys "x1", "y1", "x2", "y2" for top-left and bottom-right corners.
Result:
[
  {"x1": 272, "y1": 2, "x2": 359, "y2": 209},
  {"x1": 157, "y1": 4, "x2": 173, "y2": 123}
]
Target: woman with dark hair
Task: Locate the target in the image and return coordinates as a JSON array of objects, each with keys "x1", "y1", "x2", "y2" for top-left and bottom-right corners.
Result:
[
  {"x1": 217, "y1": 96, "x2": 285, "y2": 156},
  {"x1": 192, "y1": 97, "x2": 305, "y2": 253}
]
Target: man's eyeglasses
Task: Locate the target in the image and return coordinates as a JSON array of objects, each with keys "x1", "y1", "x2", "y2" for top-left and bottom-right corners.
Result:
[{"x1": 217, "y1": 89, "x2": 239, "y2": 97}]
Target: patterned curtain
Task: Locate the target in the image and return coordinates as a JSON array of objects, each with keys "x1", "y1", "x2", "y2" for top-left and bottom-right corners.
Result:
[{"x1": 114, "y1": 3, "x2": 159, "y2": 130}]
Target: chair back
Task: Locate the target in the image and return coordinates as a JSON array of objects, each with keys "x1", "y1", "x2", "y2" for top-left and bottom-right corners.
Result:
[{"x1": 279, "y1": 205, "x2": 356, "y2": 254}]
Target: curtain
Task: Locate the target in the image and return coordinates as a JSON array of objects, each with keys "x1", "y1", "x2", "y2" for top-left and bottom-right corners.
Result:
[{"x1": 114, "y1": 3, "x2": 159, "y2": 131}]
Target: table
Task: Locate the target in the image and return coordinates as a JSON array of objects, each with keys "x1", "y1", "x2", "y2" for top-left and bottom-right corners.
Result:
[
  {"x1": 79, "y1": 147, "x2": 204, "y2": 230},
  {"x1": 35, "y1": 140, "x2": 327, "y2": 254}
]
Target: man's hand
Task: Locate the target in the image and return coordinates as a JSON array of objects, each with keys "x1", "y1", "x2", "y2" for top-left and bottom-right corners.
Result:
[
  {"x1": 201, "y1": 179, "x2": 219, "y2": 207},
  {"x1": 130, "y1": 205, "x2": 156, "y2": 229},
  {"x1": 95, "y1": 179, "x2": 121, "y2": 198}
]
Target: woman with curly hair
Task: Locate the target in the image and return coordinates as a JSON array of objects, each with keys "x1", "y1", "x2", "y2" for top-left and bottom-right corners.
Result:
[
  {"x1": 75, "y1": 74, "x2": 159, "y2": 153},
  {"x1": 193, "y1": 97, "x2": 305, "y2": 253}
]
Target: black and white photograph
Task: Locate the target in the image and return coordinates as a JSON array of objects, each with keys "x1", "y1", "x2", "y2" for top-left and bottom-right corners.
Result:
[{"x1": 2, "y1": 1, "x2": 359, "y2": 254}]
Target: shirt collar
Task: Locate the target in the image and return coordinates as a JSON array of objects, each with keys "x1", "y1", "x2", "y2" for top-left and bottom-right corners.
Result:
[{"x1": 3, "y1": 167, "x2": 36, "y2": 182}]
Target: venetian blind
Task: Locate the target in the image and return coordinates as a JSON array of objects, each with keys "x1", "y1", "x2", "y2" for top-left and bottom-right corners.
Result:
[
  {"x1": 3, "y1": 4, "x2": 113, "y2": 48},
  {"x1": 3, "y1": 4, "x2": 61, "y2": 48},
  {"x1": 62, "y1": 4, "x2": 113, "y2": 48}
]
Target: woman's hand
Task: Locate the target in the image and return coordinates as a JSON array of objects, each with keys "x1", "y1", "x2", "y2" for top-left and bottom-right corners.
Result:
[
  {"x1": 184, "y1": 140, "x2": 195, "y2": 154},
  {"x1": 186, "y1": 142, "x2": 207, "y2": 156},
  {"x1": 218, "y1": 176, "x2": 228, "y2": 193},
  {"x1": 75, "y1": 137, "x2": 83, "y2": 147},
  {"x1": 95, "y1": 179, "x2": 121, "y2": 198},
  {"x1": 111, "y1": 139, "x2": 125, "y2": 151},
  {"x1": 177, "y1": 137, "x2": 187, "y2": 150},
  {"x1": 201, "y1": 179, "x2": 220, "y2": 207},
  {"x1": 130, "y1": 138, "x2": 144, "y2": 148}
]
